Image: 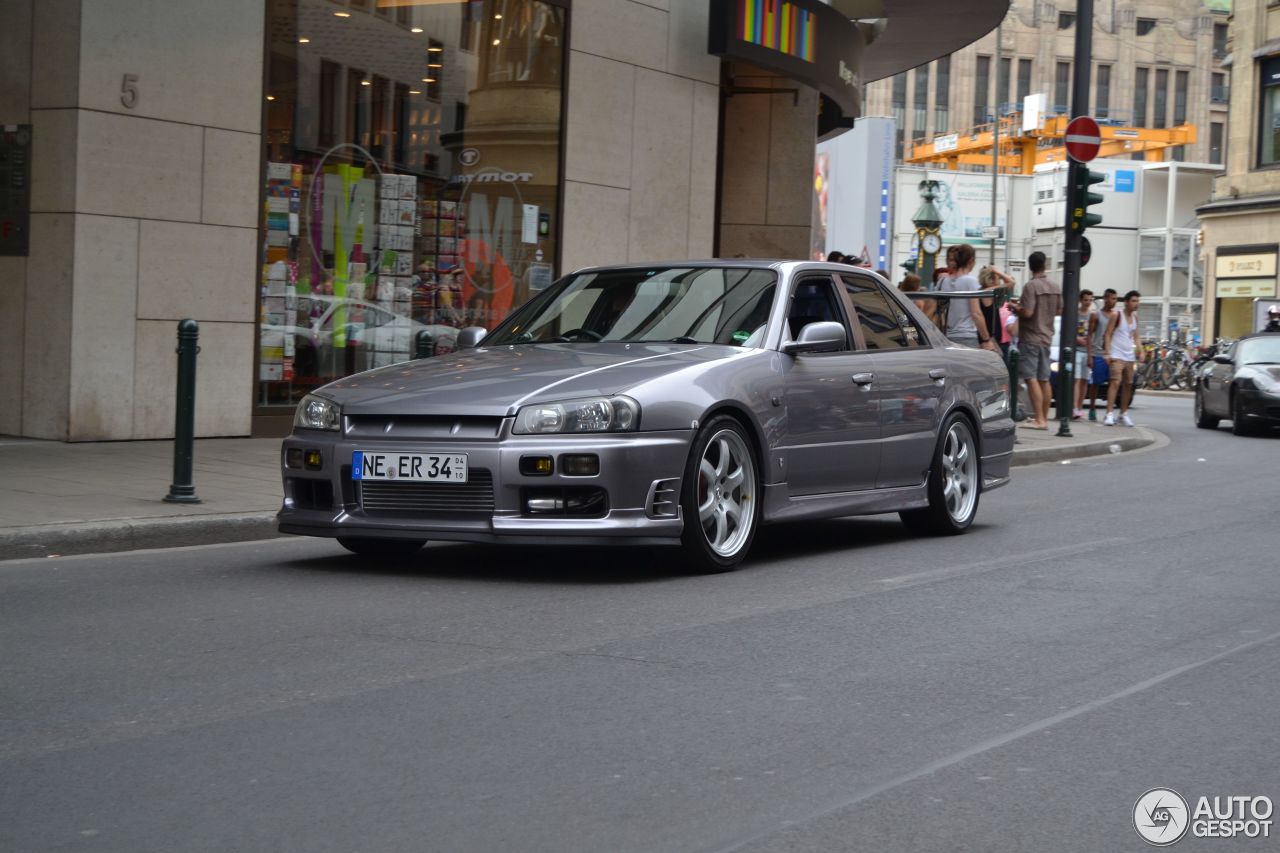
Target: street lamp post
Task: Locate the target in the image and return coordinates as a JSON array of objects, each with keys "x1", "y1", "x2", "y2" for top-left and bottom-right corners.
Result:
[{"x1": 912, "y1": 180, "x2": 944, "y2": 289}]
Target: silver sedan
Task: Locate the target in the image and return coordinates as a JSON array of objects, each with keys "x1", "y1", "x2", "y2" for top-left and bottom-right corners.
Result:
[{"x1": 278, "y1": 261, "x2": 1015, "y2": 572}]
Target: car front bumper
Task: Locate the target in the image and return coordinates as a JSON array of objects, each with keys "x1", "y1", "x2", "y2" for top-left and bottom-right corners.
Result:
[
  {"x1": 277, "y1": 427, "x2": 693, "y2": 545},
  {"x1": 1236, "y1": 388, "x2": 1280, "y2": 425}
]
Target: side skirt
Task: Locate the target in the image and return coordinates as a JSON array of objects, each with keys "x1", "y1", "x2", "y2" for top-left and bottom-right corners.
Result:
[{"x1": 761, "y1": 482, "x2": 929, "y2": 524}]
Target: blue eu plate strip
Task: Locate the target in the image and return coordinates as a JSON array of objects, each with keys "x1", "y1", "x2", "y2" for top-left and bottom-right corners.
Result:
[{"x1": 351, "y1": 451, "x2": 363, "y2": 479}]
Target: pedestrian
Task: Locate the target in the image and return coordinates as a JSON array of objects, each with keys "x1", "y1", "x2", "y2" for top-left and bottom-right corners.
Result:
[
  {"x1": 1086, "y1": 288, "x2": 1118, "y2": 420},
  {"x1": 1265, "y1": 304, "x2": 1280, "y2": 332},
  {"x1": 1102, "y1": 290, "x2": 1143, "y2": 426},
  {"x1": 978, "y1": 264, "x2": 1015, "y2": 360},
  {"x1": 1014, "y1": 251, "x2": 1063, "y2": 429},
  {"x1": 899, "y1": 272, "x2": 937, "y2": 326},
  {"x1": 998, "y1": 296, "x2": 1018, "y2": 361},
  {"x1": 937, "y1": 244, "x2": 999, "y2": 351},
  {"x1": 1072, "y1": 289, "x2": 1097, "y2": 419}
]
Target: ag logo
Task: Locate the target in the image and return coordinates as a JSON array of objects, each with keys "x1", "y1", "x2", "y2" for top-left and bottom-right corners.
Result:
[
  {"x1": 1134, "y1": 788, "x2": 1190, "y2": 846},
  {"x1": 458, "y1": 148, "x2": 481, "y2": 167}
]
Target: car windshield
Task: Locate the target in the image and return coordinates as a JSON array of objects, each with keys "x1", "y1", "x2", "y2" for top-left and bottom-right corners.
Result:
[
  {"x1": 1235, "y1": 336, "x2": 1280, "y2": 365},
  {"x1": 484, "y1": 267, "x2": 778, "y2": 347}
]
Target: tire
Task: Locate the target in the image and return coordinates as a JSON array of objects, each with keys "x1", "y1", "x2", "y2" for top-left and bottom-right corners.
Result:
[
  {"x1": 900, "y1": 414, "x2": 981, "y2": 536},
  {"x1": 678, "y1": 416, "x2": 760, "y2": 573},
  {"x1": 336, "y1": 536, "x2": 427, "y2": 558},
  {"x1": 1231, "y1": 390, "x2": 1254, "y2": 436},
  {"x1": 1194, "y1": 389, "x2": 1219, "y2": 430}
]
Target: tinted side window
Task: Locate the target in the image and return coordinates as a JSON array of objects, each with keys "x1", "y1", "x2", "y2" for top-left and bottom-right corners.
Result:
[
  {"x1": 842, "y1": 277, "x2": 924, "y2": 349},
  {"x1": 788, "y1": 278, "x2": 850, "y2": 350}
]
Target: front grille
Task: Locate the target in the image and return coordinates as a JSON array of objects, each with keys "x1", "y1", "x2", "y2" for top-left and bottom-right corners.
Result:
[
  {"x1": 357, "y1": 468, "x2": 495, "y2": 516},
  {"x1": 345, "y1": 415, "x2": 503, "y2": 441}
]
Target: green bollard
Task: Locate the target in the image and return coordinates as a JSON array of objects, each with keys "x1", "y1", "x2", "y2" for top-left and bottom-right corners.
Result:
[
  {"x1": 163, "y1": 319, "x2": 201, "y2": 503},
  {"x1": 1008, "y1": 348, "x2": 1023, "y2": 423},
  {"x1": 414, "y1": 330, "x2": 435, "y2": 360}
]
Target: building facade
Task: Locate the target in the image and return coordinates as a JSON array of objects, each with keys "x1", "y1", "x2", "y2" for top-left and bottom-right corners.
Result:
[
  {"x1": 2, "y1": 0, "x2": 1008, "y2": 441},
  {"x1": 864, "y1": 0, "x2": 1230, "y2": 165},
  {"x1": 1197, "y1": 0, "x2": 1280, "y2": 338}
]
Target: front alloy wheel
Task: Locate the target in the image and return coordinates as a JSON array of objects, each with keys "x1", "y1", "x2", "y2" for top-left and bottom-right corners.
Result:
[
  {"x1": 1194, "y1": 389, "x2": 1219, "y2": 430},
  {"x1": 679, "y1": 416, "x2": 759, "y2": 572}
]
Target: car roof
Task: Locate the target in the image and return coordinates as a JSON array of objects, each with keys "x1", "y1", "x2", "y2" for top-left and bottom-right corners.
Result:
[{"x1": 565, "y1": 259, "x2": 886, "y2": 280}]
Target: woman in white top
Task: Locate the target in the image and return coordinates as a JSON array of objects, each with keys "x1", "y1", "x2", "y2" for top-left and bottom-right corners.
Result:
[{"x1": 1102, "y1": 290, "x2": 1142, "y2": 426}]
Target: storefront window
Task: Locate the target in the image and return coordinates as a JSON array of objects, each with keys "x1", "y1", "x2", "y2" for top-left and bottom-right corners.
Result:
[
  {"x1": 1261, "y1": 58, "x2": 1280, "y2": 167},
  {"x1": 258, "y1": 0, "x2": 567, "y2": 408}
]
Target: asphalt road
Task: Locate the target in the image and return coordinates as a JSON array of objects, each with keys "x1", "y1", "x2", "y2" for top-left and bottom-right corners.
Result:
[{"x1": 3, "y1": 396, "x2": 1278, "y2": 853}]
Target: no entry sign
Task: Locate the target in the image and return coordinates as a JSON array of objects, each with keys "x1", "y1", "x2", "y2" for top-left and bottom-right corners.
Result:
[{"x1": 1065, "y1": 116, "x2": 1101, "y2": 163}]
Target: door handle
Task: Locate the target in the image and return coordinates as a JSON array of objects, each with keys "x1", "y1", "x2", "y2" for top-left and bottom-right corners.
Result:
[
  {"x1": 928, "y1": 368, "x2": 947, "y2": 381},
  {"x1": 852, "y1": 372, "x2": 875, "y2": 386}
]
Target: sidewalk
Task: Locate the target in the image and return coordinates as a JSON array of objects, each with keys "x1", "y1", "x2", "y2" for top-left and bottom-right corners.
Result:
[{"x1": 0, "y1": 420, "x2": 1160, "y2": 561}]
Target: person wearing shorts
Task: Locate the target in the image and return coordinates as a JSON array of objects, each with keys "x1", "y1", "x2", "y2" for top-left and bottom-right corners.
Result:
[
  {"x1": 1087, "y1": 289, "x2": 1117, "y2": 420},
  {"x1": 1072, "y1": 290, "x2": 1096, "y2": 419},
  {"x1": 1015, "y1": 251, "x2": 1063, "y2": 429},
  {"x1": 1103, "y1": 290, "x2": 1142, "y2": 427}
]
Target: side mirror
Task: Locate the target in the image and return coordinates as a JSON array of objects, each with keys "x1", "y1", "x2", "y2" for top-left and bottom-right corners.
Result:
[
  {"x1": 457, "y1": 326, "x2": 488, "y2": 349},
  {"x1": 782, "y1": 321, "x2": 846, "y2": 355},
  {"x1": 1212, "y1": 354, "x2": 1232, "y2": 365}
]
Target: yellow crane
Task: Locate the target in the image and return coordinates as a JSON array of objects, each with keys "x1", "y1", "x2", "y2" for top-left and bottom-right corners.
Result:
[{"x1": 904, "y1": 113, "x2": 1197, "y2": 174}]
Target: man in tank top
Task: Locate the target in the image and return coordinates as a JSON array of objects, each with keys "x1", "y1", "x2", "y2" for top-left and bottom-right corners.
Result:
[
  {"x1": 1086, "y1": 288, "x2": 1118, "y2": 421},
  {"x1": 1102, "y1": 290, "x2": 1142, "y2": 427}
]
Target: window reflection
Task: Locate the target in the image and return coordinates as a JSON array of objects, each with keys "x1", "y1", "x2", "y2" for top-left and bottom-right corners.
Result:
[{"x1": 258, "y1": 0, "x2": 566, "y2": 406}]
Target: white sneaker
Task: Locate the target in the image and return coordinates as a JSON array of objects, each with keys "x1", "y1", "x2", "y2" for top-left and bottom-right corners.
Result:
[
  {"x1": 1121, "y1": 413, "x2": 1135, "y2": 427},
  {"x1": 1103, "y1": 412, "x2": 1116, "y2": 426}
]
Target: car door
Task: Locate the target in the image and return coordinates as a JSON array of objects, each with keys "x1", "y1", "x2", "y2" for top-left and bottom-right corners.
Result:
[
  {"x1": 841, "y1": 274, "x2": 944, "y2": 489},
  {"x1": 780, "y1": 274, "x2": 881, "y2": 495},
  {"x1": 1201, "y1": 342, "x2": 1233, "y2": 415}
]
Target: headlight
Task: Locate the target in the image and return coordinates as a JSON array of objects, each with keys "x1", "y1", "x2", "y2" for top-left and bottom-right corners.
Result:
[
  {"x1": 294, "y1": 393, "x2": 341, "y2": 431},
  {"x1": 513, "y1": 396, "x2": 640, "y2": 434}
]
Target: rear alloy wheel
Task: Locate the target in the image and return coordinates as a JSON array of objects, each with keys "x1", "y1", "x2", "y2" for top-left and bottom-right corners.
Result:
[
  {"x1": 679, "y1": 416, "x2": 760, "y2": 573},
  {"x1": 1231, "y1": 390, "x2": 1254, "y2": 436},
  {"x1": 337, "y1": 536, "x2": 427, "y2": 558},
  {"x1": 900, "y1": 414, "x2": 980, "y2": 536},
  {"x1": 1194, "y1": 389, "x2": 1219, "y2": 430}
]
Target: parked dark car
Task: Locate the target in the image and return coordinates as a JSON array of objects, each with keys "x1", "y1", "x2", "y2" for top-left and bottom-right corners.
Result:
[
  {"x1": 278, "y1": 261, "x2": 1016, "y2": 572},
  {"x1": 1194, "y1": 332, "x2": 1280, "y2": 435}
]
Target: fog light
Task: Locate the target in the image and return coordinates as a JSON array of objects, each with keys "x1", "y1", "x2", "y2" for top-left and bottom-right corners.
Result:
[
  {"x1": 560, "y1": 454, "x2": 599, "y2": 476},
  {"x1": 286, "y1": 448, "x2": 304, "y2": 469},
  {"x1": 304, "y1": 449, "x2": 323, "y2": 470},
  {"x1": 520, "y1": 455, "x2": 554, "y2": 475}
]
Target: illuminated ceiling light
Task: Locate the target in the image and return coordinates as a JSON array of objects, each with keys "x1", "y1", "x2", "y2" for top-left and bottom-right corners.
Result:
[
  {"x1": 361, "y1": 79, "x2": 371, "y2": 86},
  {"x1": 411, "y1": 27, "x2": 423, "y2": 33},
  {"x1": 333, "y1": 11, "x2": 350, "y2": 17},
  {"x1": 298, "y1": 37, "x2": 310, "y2": 43},
  {"x1": 495, "y1": 13, "x2": 502, "y2": 19},
  {"x1": 427, "y1": 46, "x2": 443, "y2": 52},
  {"x1": 266, "y1": 95, "x2": 276, "y2": 101},
  {"x1": 492, "y1": 38, "x2": 501, "y2": 45},
  {"x1": 427, "y1": 62, "x2": 442, "y2": 68},
  {"x1": 421, "y1": 77, "x2": 436, "y2": 83},
  {"x1": 409, "y1": 89, "x2": 422, "y2": 95}
]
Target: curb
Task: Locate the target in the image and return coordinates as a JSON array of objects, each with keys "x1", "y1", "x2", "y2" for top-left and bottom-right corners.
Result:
[
  {"x1": 1135, "y1": 389, "x2": 1194, "y2": 398},
  {"x1": 0, "y1": 512, "x2": 281, "y2": 562},
  {"x1": 1, "y1": 428, "x2": 1163, "y2": 562},
  {"x1": 1009, "y1": 426, "x2": 1158, "y2": 466}
]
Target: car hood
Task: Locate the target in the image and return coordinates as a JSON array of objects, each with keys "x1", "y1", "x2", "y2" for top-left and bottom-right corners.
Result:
[
  {"x1": 1239, "y1": 364, "x2": 1280, "y2": 386},
  {"x1": 319, "y1": 342, "x2": 745, "y2": 416}
]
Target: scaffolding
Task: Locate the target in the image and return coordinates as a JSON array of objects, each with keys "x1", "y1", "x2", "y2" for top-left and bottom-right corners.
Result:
[{"x1": 904, "y1": 113, "x2": 1197, "y2": 174}]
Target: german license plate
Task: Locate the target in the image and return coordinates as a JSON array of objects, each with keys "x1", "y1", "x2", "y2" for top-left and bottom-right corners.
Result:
[{"x1": 351, "y1": 451, "x2": 468, "y2": 482}]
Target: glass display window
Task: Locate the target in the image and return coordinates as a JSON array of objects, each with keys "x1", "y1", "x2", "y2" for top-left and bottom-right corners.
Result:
[{"x1": 259, "y1": 0, "x2": 568, "y2": 408}]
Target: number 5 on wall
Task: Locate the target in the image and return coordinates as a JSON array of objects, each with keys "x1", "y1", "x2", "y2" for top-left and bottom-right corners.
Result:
[{"x1": 121, "y1": 74, "x2": 139, "y2": 109}]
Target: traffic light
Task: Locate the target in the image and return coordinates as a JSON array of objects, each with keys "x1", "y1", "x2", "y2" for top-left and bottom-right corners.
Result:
[{"x1": 1070, "y1": 168, "x2": 1105, "y2": 233}]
